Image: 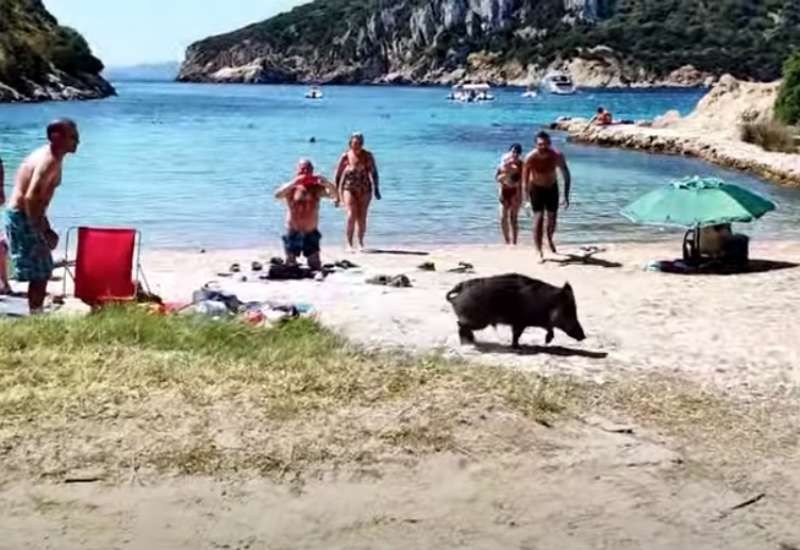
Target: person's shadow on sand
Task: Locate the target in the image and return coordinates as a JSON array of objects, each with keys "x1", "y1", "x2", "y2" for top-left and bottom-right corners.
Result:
[{"x1": 475, "y1": 342, "x2": 608, "y2": 359}]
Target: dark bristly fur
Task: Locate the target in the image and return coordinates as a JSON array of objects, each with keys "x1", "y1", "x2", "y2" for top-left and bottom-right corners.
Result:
[{"x1": 446, "y1": 274, "x2": 586, "y2": 349}]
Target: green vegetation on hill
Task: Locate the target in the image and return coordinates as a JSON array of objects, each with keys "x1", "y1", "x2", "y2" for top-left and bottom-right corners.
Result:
[
  {"x1": 776, "y1": 51, "x2": 800, "y2": 125},
  {"x1": 567, "y1": 0, "x2": 800, "y2": 81},
  {"x1": 0, "y1": 0, "x2": 105, "y2": 97},
  {"x1": 188, "y1": 0, "x2": 800, "y2": 83}
]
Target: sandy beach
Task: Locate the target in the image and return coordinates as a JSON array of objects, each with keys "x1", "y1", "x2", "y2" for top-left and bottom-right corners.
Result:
[
  {"x1": 140, "y1": 239, "x2": 800, "y2": 396},
  {"x1": 3, "y1": 237, "x2": 799, "y2": 549}
]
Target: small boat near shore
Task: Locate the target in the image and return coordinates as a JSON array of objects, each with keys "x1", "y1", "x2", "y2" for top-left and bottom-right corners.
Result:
[
  {"x1": 522, "y1": 87, "x2": 539, "y2": 98},
  {"x1": 305, "y1": 86, "x2": 324, "y2": 99},
  {"x1": 448, "y1": 83, "x2": 495, "y2": 103},
  {"x1": 542, "y1": 72, "x2": 577, "y2": 95}
]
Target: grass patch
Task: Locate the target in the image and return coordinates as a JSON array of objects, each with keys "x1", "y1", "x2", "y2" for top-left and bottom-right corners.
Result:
[
  {"x1": 740, "y1": 121, "x2": 797, "y2": 153},
  {"x1": 2, "y1": 309, "x2": 794, "y2": 483},
  {"x1": 0, "y1": 308, "x2": 582, "y2": 479}
]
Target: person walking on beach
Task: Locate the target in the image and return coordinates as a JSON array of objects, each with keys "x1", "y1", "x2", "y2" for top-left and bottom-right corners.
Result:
[
  {"x1": 523, "y1": 131, "x2": 571, "y2": 262},
  {"x1": 334, "y1": 133, "x2": 381, "y2": 252},
  {"x1": 4, "y1": 119, "x2": 79, "y2": 313},
  {"x1": 275, "y1": 159, "x2": 338, "y2": 271},
  {"x1": 0, "y1": 155, "x2": 11, "y2": 295},
  {"x1": 495, "y1": 143, "x2": 524, "y2": 245}
]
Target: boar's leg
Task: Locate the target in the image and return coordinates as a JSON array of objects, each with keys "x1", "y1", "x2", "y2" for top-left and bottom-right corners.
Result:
[
  {"x1": 545, "y1": 328, "x2": 555, "y2": 345},
  {"x1": 511, "y1": 325, "x2": 526, "y2": 349},
  {"x1": 458, "y1": 323, "x2": 476, "y2": 345}
]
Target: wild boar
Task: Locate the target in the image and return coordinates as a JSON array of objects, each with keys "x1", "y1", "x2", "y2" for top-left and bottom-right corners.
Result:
[{"x1": 446, "y1": 274, "x2": 586, "y2": 349}]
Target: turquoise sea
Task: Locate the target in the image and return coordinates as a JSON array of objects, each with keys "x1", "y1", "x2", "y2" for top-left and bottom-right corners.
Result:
[{"x1": 1, "y1": 82, "x2": 799, "y2": 249}]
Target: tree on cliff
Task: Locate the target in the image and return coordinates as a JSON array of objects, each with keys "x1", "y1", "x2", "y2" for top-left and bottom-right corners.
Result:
[{"x1": 776, "y1": 51, "x2": 800, "y2": 125}]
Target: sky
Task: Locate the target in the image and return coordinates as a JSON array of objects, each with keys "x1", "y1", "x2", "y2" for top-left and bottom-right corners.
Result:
[{"x1": 45, "y1": 0, "x2": 309, "y2": 67}]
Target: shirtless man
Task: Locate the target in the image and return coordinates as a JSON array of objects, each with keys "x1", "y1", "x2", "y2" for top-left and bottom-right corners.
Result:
[
  {"x1": 523, "y1": 131, "x2": 571, "y2": 262},
  {"x1": 4, "y1": 119, "x2": 79, "y2": 312},
  {"x1": 275, "y1": 159, "x2": 338, "y2": 271},
  {"x1": 0, "y1": 155, "x2": 10, "y2": 294}
]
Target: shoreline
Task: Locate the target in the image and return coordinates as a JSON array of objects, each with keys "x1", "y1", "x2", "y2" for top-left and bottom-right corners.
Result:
[
  {"x1": 136, "y1": 232, "x2": 795, "y2": 255},
  {"x1": 553, "y1": 117, "x2": 800, "y2": 187},
  {"x1": 552, "y1": 76, "x2": 800, "y2": 187}
]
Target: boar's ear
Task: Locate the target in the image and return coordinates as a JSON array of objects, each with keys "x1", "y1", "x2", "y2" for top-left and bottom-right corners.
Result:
[{"x1": 563, "y1": 282, "x2": 573, "y2": 294}]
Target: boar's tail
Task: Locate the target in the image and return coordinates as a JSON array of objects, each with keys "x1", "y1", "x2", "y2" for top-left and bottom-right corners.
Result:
[{"x1": 446, "y1": 283, "x2": 465, "y2": 303}]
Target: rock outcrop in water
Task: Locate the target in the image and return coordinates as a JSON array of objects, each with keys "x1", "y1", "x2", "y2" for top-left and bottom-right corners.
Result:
[
  {"x1": 0, "y1": 0, "x2": 114, "y2": 103},
  {"x1": 553, "y1": 76, "x2": 800, "y2": 186},
  {"x1": 178, "y1": 0, "x2": 798, "y2": 88}
]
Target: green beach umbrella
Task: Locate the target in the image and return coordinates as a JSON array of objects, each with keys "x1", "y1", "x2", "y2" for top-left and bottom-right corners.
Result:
[{"x1": 621, "y1": 176, "x2": 776, "y2": 228}]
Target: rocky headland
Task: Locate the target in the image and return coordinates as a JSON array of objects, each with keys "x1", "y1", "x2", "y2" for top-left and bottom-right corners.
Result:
[
  {"x1": 553, "y1": 76, "x2": 800, "y2": 186},
  {"x1": 0, "y1": 0, "x2": 114, "y2": 103},
  {"x1": 178, "y1": 0, "x2": 798, "y2": 88}
]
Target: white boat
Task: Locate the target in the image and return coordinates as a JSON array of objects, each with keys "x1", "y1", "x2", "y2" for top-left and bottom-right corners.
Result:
[
  {"x1": 521, "y1": 87, "x2": 538, "y2": 98},
  {"x1": 448, "y1": 83, "x2": 495, "y2": 103},
  {"x1": 541, "y1": 72, "x2": 577, "y2": 95},
  {"x1": 305, "y1": 86, "x2": 324, "y2": 99}
]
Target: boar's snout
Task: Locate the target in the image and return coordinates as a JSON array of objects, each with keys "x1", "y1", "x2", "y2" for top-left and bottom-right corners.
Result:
[{"x1": 568, "y1": 322, "x2": 586, "y2": 342}]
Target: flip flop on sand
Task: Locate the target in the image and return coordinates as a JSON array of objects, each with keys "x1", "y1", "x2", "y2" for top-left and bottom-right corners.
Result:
[
  {"x1": 251, "y1": 261, "x2": 264, "y2": 272},
  {"x1": 366, "y1": 274, "x2": 412, "y2": 288},
  {"x1": 229, "y1": 263, "x2": 241, "y2": 273},
  {"x1": 447, "y1": 262, "x2": 475, "y2": 274},
  {"x1": 418, "y1": 262, "x2": 436, "y2": 271}
]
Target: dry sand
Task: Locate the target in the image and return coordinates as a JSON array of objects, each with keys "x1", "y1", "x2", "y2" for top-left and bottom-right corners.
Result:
[
  {"x1": 3, "y1": 238, "x2": 800, "y2": 549},
  {"x1": 141, "y1": 240, "x2": 800, "y2": 396}
]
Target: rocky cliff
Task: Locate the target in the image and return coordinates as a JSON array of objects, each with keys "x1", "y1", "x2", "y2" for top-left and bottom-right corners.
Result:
[
  {"x1": 0, "y1": 0, "x2": 114, "y2": 102},
  {"x1": 178, "y1": 0, "x2": 798, "y2": 88}
]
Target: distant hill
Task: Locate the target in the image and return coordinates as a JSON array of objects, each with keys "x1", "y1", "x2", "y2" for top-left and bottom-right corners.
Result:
[
  {"x1": 104, "y1": 62, "x2": 180, "y2": 82},
  {"x1": 178, "y1": 0, "x2": 800, "y2": 88},
  {"x1": 0, "y1": 0, "x2": 114, "y2": 102}
]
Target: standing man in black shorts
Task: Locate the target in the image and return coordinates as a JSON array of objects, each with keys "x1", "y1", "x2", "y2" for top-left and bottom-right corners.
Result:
[{"x1": 523, "y1": 131, "x2": 572, "y2": 262}]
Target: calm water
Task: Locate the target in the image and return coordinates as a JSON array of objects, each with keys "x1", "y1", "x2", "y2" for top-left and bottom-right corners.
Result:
[{"x1": 1, "y1": 82, "x2": 799, "y2": 249}]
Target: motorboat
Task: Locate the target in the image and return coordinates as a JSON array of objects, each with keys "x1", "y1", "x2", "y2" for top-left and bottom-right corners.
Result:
[
  {"x1": 541, "y1": 72, "x2": 577, "y2": 95},
  {"x1": 448, "y1": 83, "x2": 495, "y2": 103},
  {"x1": 305, "y1": 86, "x2": 324, "y2": 99}
]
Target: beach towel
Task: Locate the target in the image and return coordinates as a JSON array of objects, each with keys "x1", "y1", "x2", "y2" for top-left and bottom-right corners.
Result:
[{"x1": 2, "y1": 208, "x2": 53, "y2": 282}]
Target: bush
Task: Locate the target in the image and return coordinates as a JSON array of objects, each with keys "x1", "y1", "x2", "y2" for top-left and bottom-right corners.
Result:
[
  {"x1": 50, "y1": 26, "x2": 104, "y2": 74},
  {"x1": 740, "y1": 121, "x2": 797, "y2": 153},
  {"x1": 776, "y1": 51, "x2": 800, "y2": 125}
]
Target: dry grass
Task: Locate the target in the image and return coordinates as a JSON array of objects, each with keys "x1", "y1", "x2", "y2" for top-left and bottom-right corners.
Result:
[
  {"x1": 0, "y1": 308, "x2": 583, "y2": 481},
  {"x1": 1, "y1": 308, "x2": 796, "y2": 484},
  {"x1": 740, "y1": 121, "x2": 797, "y2": 153}
]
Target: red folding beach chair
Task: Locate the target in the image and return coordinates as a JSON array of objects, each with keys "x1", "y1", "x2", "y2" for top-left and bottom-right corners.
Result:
[{"x1": 62, "y1": 227, "x2": 150, "y2": 307}]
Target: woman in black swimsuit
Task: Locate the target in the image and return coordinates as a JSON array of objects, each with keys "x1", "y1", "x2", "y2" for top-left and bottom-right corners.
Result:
[{"x1": 495, "y1": 143, "x2": 524, "y2": 245}]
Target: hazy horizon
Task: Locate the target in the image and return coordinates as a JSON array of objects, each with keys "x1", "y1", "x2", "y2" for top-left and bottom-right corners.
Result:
[{"x1": 45, "y1": 0, "x2": 309, "y2": 67}]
